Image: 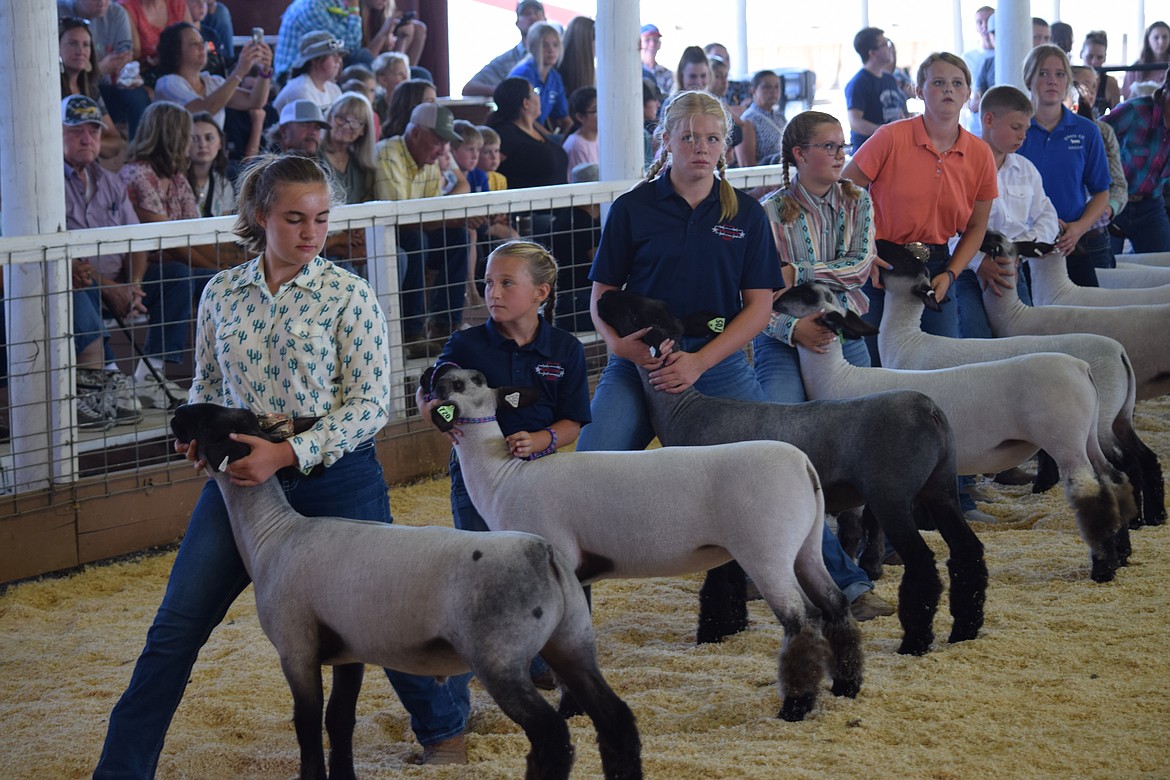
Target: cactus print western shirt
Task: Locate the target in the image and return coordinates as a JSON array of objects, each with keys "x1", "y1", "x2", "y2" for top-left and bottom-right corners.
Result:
[{"x1": 189, "y1": 255, "x2": 391, "y2": 473}]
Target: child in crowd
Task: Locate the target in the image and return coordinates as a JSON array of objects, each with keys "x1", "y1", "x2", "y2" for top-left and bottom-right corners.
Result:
[
  {"x1": 476, "y1": 124, "x2": 508, "y2": 191},
  {"x1": 562, "y1": 86, "x2": 599, "y2": 179},
  {"x1": 452, "y1": 120, "x2": 488, "y2": 192}
]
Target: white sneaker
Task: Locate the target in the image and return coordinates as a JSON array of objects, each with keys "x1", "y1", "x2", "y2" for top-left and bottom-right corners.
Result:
[
  {"x1": 136, "y1": 374, "x2": 185, "y2": 410},
  {"x1": 103, "y1": 371, "x2": 143, "y2": 413},
  {"x1": 76, "y1": 389, "x2": 114, "y2": 430}
]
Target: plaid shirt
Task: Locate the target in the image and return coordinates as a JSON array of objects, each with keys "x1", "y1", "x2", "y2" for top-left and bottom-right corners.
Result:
[
  {"x1": 274, "y1": 0, "x2": 363, "y2": 78},
  {"x1": 1103, "y1": 94, "x2": 1170, "y2": 198}
]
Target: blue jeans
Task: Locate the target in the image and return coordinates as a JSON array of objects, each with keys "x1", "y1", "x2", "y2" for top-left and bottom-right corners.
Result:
[
  {"x1": 141, "y1": 261, "x2": 218, "y2": 364},
  {"x1": 1065, "y1": 228, "x2": 1112, "y2": 285},
  {"x1": 74, "y1": 286, "x2": 108, "y2": 355},
  {"x1": 93, "y1": 443, "x2": 468, "y2": 779},
  {"x1": 576, "y1": 336, "x2": 764, "y2": 452},
  {"x1": 954, "y1": 265, "x2": 1036, "y2": 339},
  {"x1": 860, "y1": 247, "x2": 958, "y2": 366},
  {"x1": 397, "y1": 227, "x2": 469, "y2": 338},
  {"x1": 752, "y1": 331, "x2": 871, "y2": 403},
  {"x1": 1111, "y1": 196, "x2": 1170, "y2": 254}
]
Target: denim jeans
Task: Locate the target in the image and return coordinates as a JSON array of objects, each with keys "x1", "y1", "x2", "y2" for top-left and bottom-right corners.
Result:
[
  {"x1": 1064, "y1": 228, "x2": 1112, "y2": 286},
  {"x1": 74, "y1": 286, "x2": 108, "y2": 355},
  {"x1": 397, "y1": 227, "x2": 469, "y2": 338},
  {"x1": 1111, "y1": 196, "x2": 1170, "y2": 255},
  {"x1": 141, "y1": 261, "x2": 219, "y2": 364},
  {"x1": 576, "y1": 336, "x2": 764, "y2": 452},
  {"x1": 93, "y1": 443, "x2": 469, "y2": 779},
  {"x1": 752, "y1": 331, "x2": 871, "y2": 403},
  {"x1": 859, "y1": 247, "x2": 959, "y2": 366}
]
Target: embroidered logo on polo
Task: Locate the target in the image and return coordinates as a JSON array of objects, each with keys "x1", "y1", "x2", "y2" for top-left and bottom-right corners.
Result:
[
  {"x1": 712, "y1": 224, "x2": 746, "y2": 241},
  {"x1": 535, "y1": 362, "x2": 565, "y2": 381}
]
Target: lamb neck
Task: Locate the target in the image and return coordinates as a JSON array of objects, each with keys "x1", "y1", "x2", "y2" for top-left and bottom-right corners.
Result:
[
  {"x1": 879, "y1": 284, "x2": 935, "y2": 357},
  {"x1": 634, "y1": 364, "x2": 706, "y2": 446},
  {"x1": 795, "y1": 340, "x2": 859, "y2": 396},
  {"x1": 453, "y1": 421, "x2": 527, "y2": 523},
  {"x1": 210, "y1": 472, "x2": 303, "y2": 574}
]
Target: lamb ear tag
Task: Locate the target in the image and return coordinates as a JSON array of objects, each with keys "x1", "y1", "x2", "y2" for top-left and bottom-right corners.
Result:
[
  {"x1": 504, "y1": 391, "x2": 521, "y2": 409},
  {"x1": 431, "y1": 402, "x2": 457, "y2": 432},
  {"x1": 217, "y1": 455, "x2": 230, "y2": 472},
  {"x1": 707, "y1": 316, "x2": 725, "y2": 334}
]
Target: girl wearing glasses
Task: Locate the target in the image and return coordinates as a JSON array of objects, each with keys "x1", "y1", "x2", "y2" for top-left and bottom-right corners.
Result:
[
  {"x1": 842, "y1": 51, "x2": 997, "y2": 364},
  {"x1": 752, "y1": 111, "x2": 879, "y2": 402},
  {"x1": 321, "y1": 92, "x2": 378, "y2": 203},
  {"x1": 576, "y1": 90, "x2": 780, "y2": 452}
]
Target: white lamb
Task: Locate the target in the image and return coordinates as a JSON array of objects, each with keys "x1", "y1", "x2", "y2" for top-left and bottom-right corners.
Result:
[
  {"x1": 774, "y1": 283, "x2": 1133, "y2": 583},
  {"x1": 1018, "y1": 244, "x2": 1170, "y2": 306},
  {"x1": 876, "y1": 247, "x2": 1163, "y2": 527},
  {"x1": 1097, "y1": 262, "x2": 1170, "y2": 290},
  {"x1": 424, "y1": 365, "x2": 864, "y2": 723},
  {"x1": 980, "y1": 231, "x2": 1170, "y2": 401}
]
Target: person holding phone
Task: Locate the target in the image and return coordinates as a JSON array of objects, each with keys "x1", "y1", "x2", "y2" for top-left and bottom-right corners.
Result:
[{"x1": 360, "y1": 0, "x2": 426, "y2": 64}]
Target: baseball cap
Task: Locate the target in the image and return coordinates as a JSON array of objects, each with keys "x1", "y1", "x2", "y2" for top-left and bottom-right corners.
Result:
[
  {"x1": 640, "y1": 24, "x2": 662, "y2": 38},
  {"x1": 409, "y1": 102, "x2": 460, "y2": 143},
  {"x1": 278, "y1": 99, "x2": 330, "y2": 128},
  {"x1": 61, "y1": 95, "x2": 104, "y2": 127},
  {"x1": 517, "y1": 1, "x2": 543, "y2": 15}
]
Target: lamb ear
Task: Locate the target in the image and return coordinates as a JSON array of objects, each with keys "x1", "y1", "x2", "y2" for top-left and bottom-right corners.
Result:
[
  {"x1": 680, "y1": 311, "x2": 726, "y2": 339},
  {"x1": 496, "y1": 386, "x2": 540, "y2": 409},
  {"x1": 915, "y1": 284, "x2": 943, "y2": 313},
  {"x1": 430, "y1": 401, "x2": 458, "y2": 433},
  {"x1": 820, "y1": 310, "x2": 879, "y2": 339}
]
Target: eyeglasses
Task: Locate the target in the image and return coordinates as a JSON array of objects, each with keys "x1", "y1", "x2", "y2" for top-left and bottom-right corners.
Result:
[
  {"x1": 59, "y1": 16, "x2": 91, "y2": 34},
  {"x1": 332, "y1": 116, "x2": 364, "y2": 130},
  {"x1": 801, "y1": 142, "x2": 853, "y2": 157}
]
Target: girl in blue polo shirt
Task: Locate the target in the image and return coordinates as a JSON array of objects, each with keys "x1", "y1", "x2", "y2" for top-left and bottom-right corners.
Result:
[
  {"x1": 577, "y1": 89, "x2": 782, "y2": 452},
  {"x1": 418, "y1": 240, "x2": 591, "y2": 533}
]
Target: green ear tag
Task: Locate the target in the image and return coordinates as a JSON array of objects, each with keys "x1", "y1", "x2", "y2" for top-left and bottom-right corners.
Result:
[
  {"x1": 436, "y1": 404, "x2": 455, "y2": 423},
  {"x1": 707, "y1": 317, "x2": 726, "y2": 334}
]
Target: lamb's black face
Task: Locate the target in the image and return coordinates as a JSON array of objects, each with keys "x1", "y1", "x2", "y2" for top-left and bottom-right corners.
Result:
[
  {"x1": 597, "y1": 290, "x2": 684, "y2": 353},
  {"x1": 171, "y1": 404, "x2": 263, "y2": 471},
  {"x1": 773, "y1": 283, "x2": 840, "y2": 320},
  {"x1": 980, "y1": 229, "x2": 1013, "y2": 259}
]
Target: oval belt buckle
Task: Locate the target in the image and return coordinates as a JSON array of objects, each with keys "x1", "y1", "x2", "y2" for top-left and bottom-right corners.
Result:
[{"x1": 904, "y1": 241, "x2": 930, "y2": 262}]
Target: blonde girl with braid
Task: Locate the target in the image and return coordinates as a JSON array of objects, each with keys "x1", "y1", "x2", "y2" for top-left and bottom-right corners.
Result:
[
  {"x1": 753, "y1": 110, "x2": 883, "y2": 403},
  {"x1": 576, "y1": 89, "x2": 782, "y2": 453}
]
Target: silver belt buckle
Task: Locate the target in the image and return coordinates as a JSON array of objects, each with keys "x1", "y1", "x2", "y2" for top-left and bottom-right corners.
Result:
[{"x1": 904, "y1": 241, "x2": 930, "y2": 262}]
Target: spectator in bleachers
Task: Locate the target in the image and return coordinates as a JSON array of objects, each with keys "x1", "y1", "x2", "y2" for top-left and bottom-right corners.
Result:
[
  {"x1": 640, "y1": 23, "x2": 672, "y2": 96},
  {"x1": 742, "y1": 70, "x2": 787, "y2": 162},
  {"x1": 476, "y1": 125, "x2": 507, "y2": 191},
  {"x1": 1102, "y1": 65, "x2": 1170, "y2": 253},
  {"x1": 359, "y1": 0, "x2": 426, "y2": 65},
  {"x1": 462, "y1": 0, "x2": 545, "y2": 97},
  {"x1": 673, "y1": 45, "x2": 710, "y2": 95},
  {"x1": 1051, "y1": 21, "x2": 1073, "y2": 56},
  {"x1": 61, "y1": 95, "x2": 145, "y2": 428},
  {"x1": 274, "y1": 0, "x2": 365, "y2": 82},
  {"x1": 559, "y1": 16, "x2": 595, "y2": 99},
  {"x1": 489, "y1": 76, "x2": 568, "y2": 189},
  {"x1": 154, "y1": 22, "x2": 271, "y2": 133},
  {"x1": 1123, "y1": 21, "x2": 1170, "y2": 99},
  {"x1": 268, "y1": 99, "x2": 330, "y2": 155},
  {"x1": 202, "y1": 0, "x2": 233, "y2": 61},
  {"x1": 59, "y1": 16, "x2": 125, "y2": 162},
  {"x1": 1019, "y1": 44, "x2": 1113, "y2": 284},
  {"x1": 57, "y1": 0, "x2": 150, "y2": 139},
  {"x1": 642, "y1": 77, "x2": 662, "y2": 163},
  {"x1": 508, "y1": 21, "x2": 571, "y2": 136},
  {"x1": 707, "y1": 55, "x2": 756, "y2": 167},
  {"x1": 845, "y1": 27, "x2": 907, "y2": 150},
  {"x1": 562, "y1": 86, "x2": 598, "y2": 179},
  {"x1": 185, "y1": 0, "x2": 227, "y2": 76},
  {"x1": 674, "y1": 47, "x2": 756, "y2": 167},
  {"x1": 374, "y1": 102, "x2": 471, "y2": 356},
  {"x1": 705, "y1": 43, "x2": 750, "y2": 107},
  {"x1": 551, "y1": 161, "x2": 602, "y2": 331},
  {"x1": 119, "y1": 100, "x2": 219, "y2": 409},
  {"x1": 339, "y1": 63, "x2": 381, "y2": 137},
  {"x1": 1080, "y1": 31, "x2": 1123, "y2": 111},
  {"x1": 187, "y1": 111, "x2": 237, "y2": 217},
  {"x1": 119, "y1": 0, "x2": 192, "y2": 74},
  {"x1": 961, "y1": 6, "x2": 994, "y2": 81},
  {"x1": 273, "y1": 30, "x2": 346, "y2": 114},
  {"x1": 320, "y1": 93, "x2": 377, "y2": 271},
  {"x1": 381, "y1": 77, "x2": 436, "y2": 139},
  {"x1": 371, "y1": 50, "x2": 409, "y2": 124}
]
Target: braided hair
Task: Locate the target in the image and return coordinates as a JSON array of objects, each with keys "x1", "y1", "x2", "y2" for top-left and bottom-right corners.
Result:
[
  {"x1": 775, "y1": 111, "x2": 862, "y2": 225},
  {"x1": 486, "y1": 240, "x2": 560, "y2": 324},
  {"x1": 644, "y1": 90, "x2": 739, "y2": 222}
]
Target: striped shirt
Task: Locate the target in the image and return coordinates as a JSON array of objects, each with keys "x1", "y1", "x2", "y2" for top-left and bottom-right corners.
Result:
[
  {"x1": 760, "y1": 176, "x2": 876, "y2": 346},
  {"x1": 189, "y1": 255, "x2": 391, "y2": 473},
  {"x1": 1102, "y1": 94, "x2": 1170, "y2": 199}
]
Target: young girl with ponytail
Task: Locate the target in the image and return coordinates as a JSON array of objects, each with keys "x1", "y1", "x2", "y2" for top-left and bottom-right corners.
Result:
[
  {"x1": 576, "y1": 89, "x2": 781, "y2": 452},
  {"x1": 752, "y1": 110, "x2": 882, "y2": 402},
  {"x1": 95, "y1": 153, "x2": 471, "y2": 775}
]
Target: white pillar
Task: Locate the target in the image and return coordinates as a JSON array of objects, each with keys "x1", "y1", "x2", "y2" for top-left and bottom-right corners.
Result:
[
  {"x1": 995, "y1": 0, "x2": 1032, "y2": 92},
  {"x1": 0, "y1": 0, "x2": 73, "y2": 491},
  {"x1": 952, "y1": 0, "x2": 965, "y2": 54},
  {"x1": 733, "y1": 0, "x2": 748, "y2": 77},
  {"x1": 596, "y1": 0, "x2": 643, "y2": 182}
]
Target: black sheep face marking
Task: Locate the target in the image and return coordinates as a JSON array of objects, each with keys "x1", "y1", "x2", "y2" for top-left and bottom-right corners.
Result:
[
  {"x1": 170, "y1": 404, "x2": 267, "y2": 471},
  {"x1": 597, "y1": 290, "x2": 685, "y2": 355},
  {"x1": 773, "y1": 283, "x2": 839, "y2": 320}
]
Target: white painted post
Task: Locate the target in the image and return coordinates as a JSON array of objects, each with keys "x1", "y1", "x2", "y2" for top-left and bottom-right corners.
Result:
[
  {"x1": 0, "y1": 0, "x2": 74, "y2": 491},
  {"x1": 953, "y1": 0, "x2": 965, "y2": 55},
  {"x1": 734, "y1": 0, "x2": 748, "y2": 78},
  {"x1": 596, "y1": 0, "x2": 644, "y2": 184},
  {"x1": 994, "y1": 0, "x2": 1032, "y2": 92}
]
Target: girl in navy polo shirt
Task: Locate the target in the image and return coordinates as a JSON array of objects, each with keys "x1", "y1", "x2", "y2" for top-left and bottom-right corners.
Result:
[
  {"x1": 577, "y1": 89, "x2": 782, "y2": 452},
  {"x1": 418, "y1": 240, "x2": 591, "y2": 533}
]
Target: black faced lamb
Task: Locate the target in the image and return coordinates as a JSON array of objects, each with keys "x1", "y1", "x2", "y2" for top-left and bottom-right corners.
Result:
[
  {"x1": 980, "y1": 230, "x2": 1170, "y2": 402},
  {"x1": 170, "y1": 403, "x2": 643, "y2": 780},
  {"x1": 773, "y1": 284, "x2": 1133, "y2": 584},
  {"x1": 594, "y1": 288, "x2": 986, "y2": 657},
  {"x1": 1019, "y1": 244, "x2": 1170, "y2": 306},
  {"x1": 424, "y1": 365, "x2": 863, "y2": 722},
  {"x1": 876, "y1": 245, "x2": 1164, "y2": 527}
]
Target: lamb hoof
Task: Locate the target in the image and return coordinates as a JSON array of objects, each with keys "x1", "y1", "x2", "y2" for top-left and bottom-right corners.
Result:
[
  {"x1": 1090, "y1": 558, "x2": 1117, "y2": 584},
  {"x1": 778, "y1": 694, "x2": 816, "y2": 722},
  {"x1": 696, "y1": 617, "x2": 746, "y2": 645},
  {"x1": 1129, "y1": 516, "x2": 1143, "y2": 530},
  {"x1": 830, "y1": 678, "x2": 861, "y2": 699},
  {"x1": 557, "y1": 691, "x2": 585, "y2": 720},
  {"x1": 1147, "y1": 508, "x2": 1167, "y2": 526},
  {"x1": 948, "y1": 624, "x2": 979, "y2": 644},
  {"x1": 897, "y1": 634, "x2": 933, "y2": 656}
]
